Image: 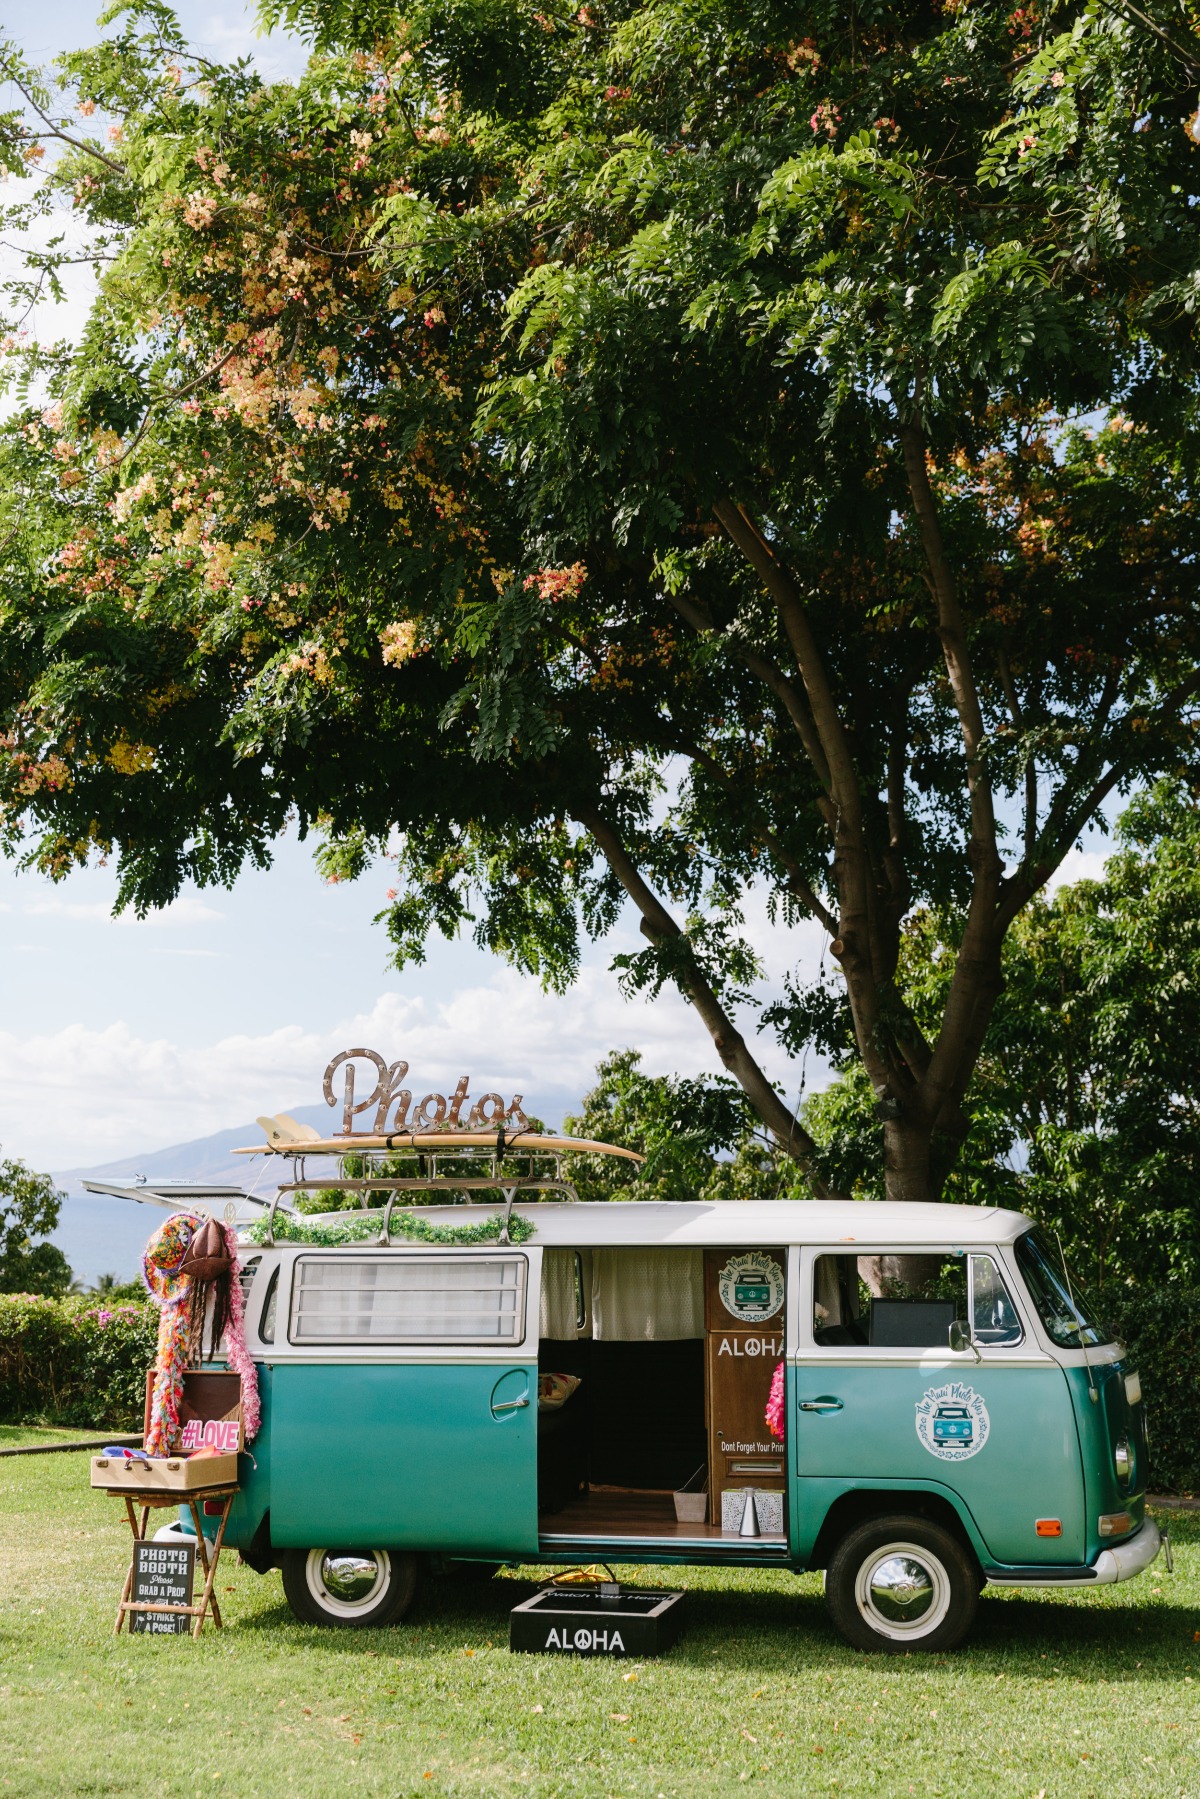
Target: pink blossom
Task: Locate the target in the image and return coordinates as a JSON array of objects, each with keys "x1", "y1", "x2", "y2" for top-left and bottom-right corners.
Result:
[
  {"x1": 765, "y1": 1361, "x2": 785, "y2": 1440},
  {"x1": 524, "y1": 562, "x2": 587, "y2": 603}
]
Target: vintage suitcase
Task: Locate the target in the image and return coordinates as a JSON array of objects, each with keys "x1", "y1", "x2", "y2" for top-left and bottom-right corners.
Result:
[{"x1": 90, "y1": 1452, "x2": 239, "y2": 1492}]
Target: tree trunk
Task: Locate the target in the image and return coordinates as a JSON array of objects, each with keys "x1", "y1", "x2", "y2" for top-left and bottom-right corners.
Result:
[{"x1": 883, "y1": 1116, "x2": 934, "y2": 1204}]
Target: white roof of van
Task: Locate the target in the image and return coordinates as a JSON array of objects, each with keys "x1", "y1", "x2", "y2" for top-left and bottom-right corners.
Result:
[{"x1": 286, "y1": 1199, "x2": 1034, "y2": 1248}]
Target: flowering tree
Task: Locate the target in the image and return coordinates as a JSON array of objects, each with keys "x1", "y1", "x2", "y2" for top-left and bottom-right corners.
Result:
[{"x1": 0, "y1": 0, "x2": 1198, "y2": 1201}]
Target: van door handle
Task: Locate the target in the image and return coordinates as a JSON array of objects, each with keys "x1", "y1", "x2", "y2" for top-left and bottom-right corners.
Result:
[
  {"x1": 492, "y1": 1394, "x2": 530, "y2": 1413},
  {"x1": 799, "y1": 1397, "x2": 843, "y2": 1412}
]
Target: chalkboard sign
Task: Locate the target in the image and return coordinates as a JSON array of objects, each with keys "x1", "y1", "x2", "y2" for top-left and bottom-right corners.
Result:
[{"x1": 129, "y1": 1541, "x2": 195, "y2": 1634}]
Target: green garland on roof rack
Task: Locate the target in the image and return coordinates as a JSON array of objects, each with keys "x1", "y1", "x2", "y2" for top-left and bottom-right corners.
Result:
[{"x1": 247, "y1": 1209, "x2": 536, "y2": 1248}]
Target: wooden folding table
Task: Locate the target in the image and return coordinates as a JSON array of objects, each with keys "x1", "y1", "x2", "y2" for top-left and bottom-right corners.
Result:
[{"x1": 105, "y1": 1483, "x2": 239, "y2": 1638}]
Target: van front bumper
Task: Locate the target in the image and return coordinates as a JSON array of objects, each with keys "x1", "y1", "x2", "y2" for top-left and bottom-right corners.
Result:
[
  {"x1": 987, "y1": 1518, "x2": 1161, "y2": 1589},
  {"x1": 1092, "y1": 1516, "x2": 1162, "y2": 1585}
]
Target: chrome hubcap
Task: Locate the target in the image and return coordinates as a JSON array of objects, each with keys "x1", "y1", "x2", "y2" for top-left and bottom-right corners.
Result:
[
  {"x1": 306, "y1": 1549, "x2": 390, "y2": 1616},
  {"x1": 854, "y1": 1541, "x2": 951, "y2": 1640},
  {"x1": 868, "y1": 1555, "x2": 935, "y2": 1623}
]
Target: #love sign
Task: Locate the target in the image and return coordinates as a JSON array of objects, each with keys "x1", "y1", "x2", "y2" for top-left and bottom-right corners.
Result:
[{"x1": 181, "y1": 1418, "x2": 240, "y2": 1454}]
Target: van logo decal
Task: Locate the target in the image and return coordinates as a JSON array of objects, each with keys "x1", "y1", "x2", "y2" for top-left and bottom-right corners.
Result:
[
  {"x1": 717, "y1": 1254, "x2": 785, "y2": 1324},
  {"x1": 915, "y1": 1382, "x2": 990, "y2": 1462}
]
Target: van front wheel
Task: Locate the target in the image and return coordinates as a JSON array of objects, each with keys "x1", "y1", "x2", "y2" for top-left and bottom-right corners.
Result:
[
  {"x1": 825, "y1": 1515, "x2": 978, "y2": 1653},
  {"x1": 282, "y1": 1548, "x2": 418, "y2": 1628}
]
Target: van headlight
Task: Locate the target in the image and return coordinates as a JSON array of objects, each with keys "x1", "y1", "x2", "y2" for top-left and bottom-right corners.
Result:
[{"x1": 1113, "y1": 1438, "x2": 1134, "y2": 1486}]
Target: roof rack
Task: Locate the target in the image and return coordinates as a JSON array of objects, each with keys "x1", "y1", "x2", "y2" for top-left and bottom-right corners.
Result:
[{"x1": 241, "y1": 1127, "x2": 642, "y2": 1248}]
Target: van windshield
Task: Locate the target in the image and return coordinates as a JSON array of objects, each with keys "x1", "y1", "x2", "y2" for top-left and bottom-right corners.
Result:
[{"x1": 1014, "y1": 1230, "x2": 1112, "y2": 1348}]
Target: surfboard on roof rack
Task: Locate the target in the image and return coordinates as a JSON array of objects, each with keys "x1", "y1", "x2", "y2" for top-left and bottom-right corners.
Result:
[
  {"x1": 236, "y1": 1122, "x2": 642, "y2": 1160},
  {"x1": 238, "y1": 1111, "x2": 644, "y2": 1248}
]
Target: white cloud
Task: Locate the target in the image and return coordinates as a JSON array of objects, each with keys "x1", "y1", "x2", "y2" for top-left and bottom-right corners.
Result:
[
  {"x1": 23, "y1": 893, "x2": 224, "y2": 927},
  {"x1": 0, "y1": 953, "x2": 821, "y2": 1168},
  {"x1": 1044, "y1": 847, "x2": 1108, "y2": 896}
]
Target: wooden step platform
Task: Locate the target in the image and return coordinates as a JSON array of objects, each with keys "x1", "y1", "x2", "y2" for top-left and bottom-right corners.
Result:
[{"x1": 538, "y1": 1488, "x2": 787, "y2": 1553}]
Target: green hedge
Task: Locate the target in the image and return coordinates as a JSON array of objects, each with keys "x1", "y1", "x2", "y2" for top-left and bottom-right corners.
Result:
[
  {"x1": 0, "y1": 1293, "x2": 158, "y2": 1432},
  {"x1": 0, "y1": 1285, "x2": 1196, "y2": 1490},
  {"x1": 1103, "y1": 1287, "x2": 1200, "y2": 1496}
]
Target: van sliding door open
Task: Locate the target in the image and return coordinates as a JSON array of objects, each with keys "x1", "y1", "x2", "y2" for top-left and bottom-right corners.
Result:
[{"x1": 537, "y1": 1244, "x2": 789, "y2": 1556}]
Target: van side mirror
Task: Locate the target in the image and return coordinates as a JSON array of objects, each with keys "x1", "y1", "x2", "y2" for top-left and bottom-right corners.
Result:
[{"x1": 949, "y1": 1318, "x2": 981, "y2": 1362}]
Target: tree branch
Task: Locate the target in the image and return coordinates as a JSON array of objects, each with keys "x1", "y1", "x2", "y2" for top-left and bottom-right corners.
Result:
[
  {"x1": 711, "y1": 496, "x2": 904, "y2": 1109},
  {"x1": 1093, "y1": 0, "x2": 1200, "y2": 72},
  {"x1": 711, "y1": 498, "x2": 860, "y2": 820},
  {"x1": 116, "y1": 347, "x2": 238, "y2": 466},
  {"x1": 899, "y1": 420, "x2": 1007, "y2": 1132},
  {"x1": 576, "y1": 799, "x2": 828, "y2": 1182},
  {"x1": 883, "y1": 690, "x2": 912, "y2": 922},
  {"x1": 996, "y1": 644, "x2": 1037, "y2": 869},
  {"x1": 0, "y1": 61, "x2": 127, "y2": 175},
  {"x1": 676, "y1": 736, "x2": 839, "y2": 935},
  {"x1": 898, "y1": 421, "x2": 1000, "y2": 885},
  {"x1": 665, "y1": 586, "x2": 833, "y2": 800}
]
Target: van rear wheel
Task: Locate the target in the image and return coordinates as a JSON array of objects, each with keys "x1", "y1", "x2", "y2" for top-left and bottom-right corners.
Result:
[
  {"x1": 281, "y1": 1548, "x2": 418, "y2": 1628},
  {"x1": 825, "y1": 1514, "x2": 978, "y2": 1653}
]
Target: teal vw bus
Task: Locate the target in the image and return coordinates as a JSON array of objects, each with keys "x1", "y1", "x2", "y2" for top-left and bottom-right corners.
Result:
[{"x1": 202, "y1": 1127, "x2": 1160, "y2": 1654}]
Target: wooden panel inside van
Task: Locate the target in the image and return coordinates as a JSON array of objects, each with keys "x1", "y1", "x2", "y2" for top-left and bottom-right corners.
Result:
[{"x1": 704, "y1": 1249, "x2": 786, "y2": 1516}]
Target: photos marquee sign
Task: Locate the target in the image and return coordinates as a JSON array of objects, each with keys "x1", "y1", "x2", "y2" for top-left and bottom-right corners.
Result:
[{"x1": 324, "y1": 1048, "x2": 532, "y2": 1136}]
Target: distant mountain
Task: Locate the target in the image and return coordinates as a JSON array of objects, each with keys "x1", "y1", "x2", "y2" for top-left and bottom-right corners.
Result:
[
  {"x1": 49, "y1": 1102, "x2": 330, "y2": 1287},
  {"x1": 48, "y1": 1090, "x2": 578, "y2": 1285},
  {"x1": 52, "y1": 1102, "x2": 331, "y2": 1198}
]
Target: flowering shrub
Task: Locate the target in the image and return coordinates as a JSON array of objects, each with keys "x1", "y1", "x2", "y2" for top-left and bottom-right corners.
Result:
[{"x1": 0, "y1": 1293, "x2": 157, "y2": 1429}]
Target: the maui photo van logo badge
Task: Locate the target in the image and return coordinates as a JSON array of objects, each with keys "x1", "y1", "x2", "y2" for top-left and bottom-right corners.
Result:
[
  {"x1": 915, "y1": 1382, "x2": 990, "y2": 1462},
  {"x1": 717, "y1": 1253, "x2": 785, "y2": 1325}
]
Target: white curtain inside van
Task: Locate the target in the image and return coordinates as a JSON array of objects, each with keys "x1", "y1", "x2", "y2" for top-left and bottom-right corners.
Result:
[
  {"x1": 540, "y1": 1247, "x2": 588, "y2": 1340},
  {"x1": 591, "y1": 1247, "x2": 704, "y2": 1340}
]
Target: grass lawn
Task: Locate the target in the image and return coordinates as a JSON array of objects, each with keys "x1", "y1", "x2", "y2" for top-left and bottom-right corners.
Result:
[
  {"x1": 1, "y1": 1451, "x2": 1196, "y2": 1799},
  {"x1": 0, "y1": 1426, "x2": 129, "y2": 1450}
]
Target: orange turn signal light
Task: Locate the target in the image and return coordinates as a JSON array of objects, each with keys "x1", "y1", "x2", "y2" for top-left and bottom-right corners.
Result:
[{"x1": 1035, "y1": 1519, "x2": 1063, "y2": 1538}]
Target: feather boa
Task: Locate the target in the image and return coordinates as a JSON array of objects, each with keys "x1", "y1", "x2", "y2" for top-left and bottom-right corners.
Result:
[
  {"x1": 765, "y1": 1360, "x2": 786, "y2": 1442},
  {"x1": 142, "y1": 1212, "x2": 202, "y2": 1456},
  {"x1": 141, "y1": 1211, "x2": 261, "y2": 1453},
  {"x1": 223, "y1": 1224, "x2": 261, "y2": 1442}
]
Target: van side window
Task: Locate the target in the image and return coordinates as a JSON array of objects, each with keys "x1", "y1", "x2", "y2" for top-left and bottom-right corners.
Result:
[
  {"x1": 238, "y1": 1255, "x2": 261, "y2": 1311},
  {"x1": 813, "y1": 1253, "x2": 967, "y2": 1349},
  {"x1": 260, "y1": 1266, "x2": 279, "y2": 1344},
  {"x1": 969, "y1": 1254, "x2": 1023, "y2": 1346},
  {"x1": 289, "y1": 1254, "x2": 528, "y2": 1347},
  {"x1": 214, "y1": 1254, "x2": 261, "y2": 1358}
]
